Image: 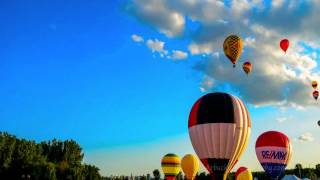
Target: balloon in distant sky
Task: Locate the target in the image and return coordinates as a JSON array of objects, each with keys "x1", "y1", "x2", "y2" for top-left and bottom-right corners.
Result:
[
  {"x1": 161, "y1": 153, "x2": 181, "y2": 180},
  {"x1": 223, "y1": 35, "x2": 243, "y2": 67},
  {"x1": 280, "y1": 39, "x2": 289, "y2": 53},
  {"x1": 255, "y1": 131, "x2": 292, "y2": 180},
  {"x1": 242, "y1": 61, "x2": 252, "y2": 75},
  {"x1": 312, "y1": 81, "x2": 318, "y2": 89},
  {"x1": 181, "y1": 154, "x2": 199, "y2": 180},
  {"x1": 235, "y1": 167, "x2": 253, "y2": 180},
  {"x1": 313, "y1": 90, "x2": 319, "y2": 100},
  {"x1": 188, "y1": 92, "x2": 251, "y2": 180}
]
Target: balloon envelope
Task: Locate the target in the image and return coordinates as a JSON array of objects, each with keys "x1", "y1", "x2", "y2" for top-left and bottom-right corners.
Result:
[
  {"x1": 313, "y1": 90, "x2": 319, "y2": 100},
  {"x1": 223, "y1": 35, "x2": 243, "y2": 67},
  {"x1": 235, "y1": 167, "x2": 253, "y2": 180},
  {"x1": 181, "y1": 154, "x2": 199, "y2": 180},
  {"x1": 161, "y1": 153, "x2": 181, "y2": 180},
  {"x1": 280, "y1": 39, "x2": 289, "y2": 53},
  {"x1": 312, "y1": 81, "x2": 318, "y2": 89},
  {"x1": 188, "y1": 92, "x2": 251, "y2": 180},
  {"x1": 255, "y1": 131, "x2": 292, "y2": 179},
  {"x1": 243, "y1": 61, "x2": 252, "y2": 75}
]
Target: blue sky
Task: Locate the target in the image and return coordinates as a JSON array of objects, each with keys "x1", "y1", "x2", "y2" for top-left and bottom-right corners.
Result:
[{"x1": 1, "y1": 0, "x2": 320, "y2": 176}]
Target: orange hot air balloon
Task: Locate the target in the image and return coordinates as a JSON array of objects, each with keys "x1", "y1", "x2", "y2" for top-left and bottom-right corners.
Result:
[
  {"x1": 235, "y1": 167, "x2": 253, "y2": 180},
  {"x1": 313, "y1": 90, "x2": 319, "y2": 100},
  {"x1": 280, "y1": 39, "x2": 289, "y2": 53},
  {"x1": 312, "y1": 81, "x2": 318, "y2": 89},
  {"x1": 188, "y1": 93, "x2": 251, "y2": 180},
  {"x1": 242, "y1": 61, "x2": 252, "y2": 75},
  {"x1": 223, "y1": 35, "x2": 243, "y2": 67},
  {"x1": 181, "y1": 154, "x2": 199, "y2": 180}
]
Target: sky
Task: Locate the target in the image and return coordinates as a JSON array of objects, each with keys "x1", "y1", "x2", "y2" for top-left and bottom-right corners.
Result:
[{"x1": 0, "y1": 0, "x2": 320, "y2": 177}]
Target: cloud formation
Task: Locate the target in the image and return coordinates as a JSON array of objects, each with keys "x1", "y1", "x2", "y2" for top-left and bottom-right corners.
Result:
[
  {"x1": 298, "y1": 132, "x2": 314, "y2": 142},
  {"x1": 171, "y1": 50, "x2": 188, "y2": 60},
  {"x1": 128, "y1": 0, "x2": 320, "y2": 107},
  {"x1": 131, "y1": 34, "x2": 144, "y2": 42},
  {"x1": 146, "y1": 39, "x2": 168, "y2": 56}
]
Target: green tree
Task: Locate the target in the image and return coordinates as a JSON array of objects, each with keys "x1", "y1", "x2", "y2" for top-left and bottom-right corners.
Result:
[
  {"x1": 0, "y1": 132, "x2": 16, "y2": 174},
  {"x1": 176, "y1": 171, "x2": 183, "y2": 180},
  {"x1": 315, "y1": 164, "x2": 320, "y2": 177},
  {"x1": 294, "y1": 163, "x2": 303, "y2": 178},
  {"x1": 153, "y1": 169, "x2": 161, "y2": 180},
  {"x1": 83, "y1": 164, "x2": 101, "y2": 180}
]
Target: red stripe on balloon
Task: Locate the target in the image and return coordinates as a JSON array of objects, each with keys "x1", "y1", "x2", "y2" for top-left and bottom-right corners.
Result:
[
  {"x1": 235, "y1": 167, "x2": 247, "y2": 179},
  {"x1": 256, "y1": 131, "x2": 289, "y2": 148},
  {"x1": 188, "y1": 97, "x2": 203, "y2": 128}
]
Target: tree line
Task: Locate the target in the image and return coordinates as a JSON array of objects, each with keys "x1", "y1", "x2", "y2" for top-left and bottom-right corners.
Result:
[
  {"x1": 1, "y1": 131, "x2": 319, "y2": 180},
  {"x1": 0, "y1": 132, "x2": 101, "y2": 180}
]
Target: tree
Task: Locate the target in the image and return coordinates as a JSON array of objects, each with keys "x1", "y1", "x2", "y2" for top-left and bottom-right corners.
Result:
[
  {"x1": 315, "y1": 164, "x2": 320, "y2": 177},
  {"x1": 176, "y1": 171, "x2": 183, "y2": 180},
  {"x1": 294, "y1": 164, "x2": 303, "y2": 178},
  {"x1": 83, "y1": 164, "x2": 101, "y2": 180},
  {"x1": 303, "y1": 168, "x2": 317, "y2": 180},
  {"x1": 0, "y1": 131, "x2": 102, "y2": 180},
  {"x1": 153, "y1": 169, "x2": 161, "y2": 180}
]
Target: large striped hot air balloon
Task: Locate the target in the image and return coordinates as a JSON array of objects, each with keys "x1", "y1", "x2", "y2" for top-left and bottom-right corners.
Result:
[
  {"x1": 223, "y1": 35, "x2": 243, "y2": 67},
  {"x1": 255, "y1": 131, "x2": 292, "y2": 180},
  {"x1": 235, "y1": 167, "x2": 253, "y2": 180},
  {"x1": 188, "y1": 92, "x2": 251, "y2": 180},
  {"x1": 161, "y1": 153, "x2": 181, "y2": 180},
  {"x1": 181, "y1": 154, "x2": 199, "y2": 180}
]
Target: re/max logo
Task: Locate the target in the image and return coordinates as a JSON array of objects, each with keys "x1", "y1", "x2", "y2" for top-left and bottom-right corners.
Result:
[{"x1": 261, "y1": 151, "x2": 287, "y2": 160}]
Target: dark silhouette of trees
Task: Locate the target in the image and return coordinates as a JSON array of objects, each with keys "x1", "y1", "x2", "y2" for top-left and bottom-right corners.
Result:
[
  {"x1": 0, "y1": 132, "x2": 101, "y2": 180},
  {"x1": 153, "y1": 169, "x2": 161, "y2": 180}
]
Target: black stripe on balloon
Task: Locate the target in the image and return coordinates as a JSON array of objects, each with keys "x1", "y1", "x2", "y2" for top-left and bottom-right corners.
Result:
[
  {"x1": 196, "y1": 93, "x2": 235, "y2": 124},
  {"x1": 206, "y1": 158, "x2": 230, "y2": 175}
]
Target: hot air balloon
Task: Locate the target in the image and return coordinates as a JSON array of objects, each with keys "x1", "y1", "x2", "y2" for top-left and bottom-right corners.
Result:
[
  {"x1": 181, "y1": 154, "x2": 199, "y2": 180},
  {"x1": 188, "y1": 92, "x2": 251, "y2": 180},
  {"x1": 223, "y1": 35, "x2": 243, "y2": 67},
  {"x1": 242, "y1": 61, "x2": 252, "y2": 75},
  {"x1": 318, "y1": 120, "x2": 320, "y2": 126},
  {"x1": 161, "y1": 153, "x2": 181, "y2": 180},
  {"x1": 235, "y1": 167, "x2": 253, "y2": 180},
  {"x1": 255, "y1": 131, "x2": 292, "y2": 180},
  {"x1": 313, "y1": 90, "x2": 319, "y2": 100},
  {"x1": 280, "y1": 39, "x2": 289, "y2": 53},
  {"x1": 312, "y1": 81, "x2": 318, "y2": 89}
]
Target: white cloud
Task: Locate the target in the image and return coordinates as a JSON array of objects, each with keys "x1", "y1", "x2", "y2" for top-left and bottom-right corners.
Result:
[
  {"x1": 276, "y1": 117, "x2": 287, "y2": 123},
  {"x1": 298, "y1": 132, "x2": 314, "y2": 142},
  {"x1": 129, "y1": 0, "x2": 320, "y2": 107},
  {"x1": 131, "y1": 34, "x2": 144, "y2": 42},
  {"x1": 188, "y1": 43, "x2": 212, "y2": 55},
  {"x1": 146, "y1": 39, "x2": 168, "y2": 55},
  {"x1": 200, "y1": 76, "x2": 214, "y2": 93},
  {"x1": 171, "y1": 50, "x2": 188, "y2": 60},
  {"x1": 127, "y1": 0, "x2": 185, "y2": 37},
  {"x1": 272, "y1": 0, "x2": 285, "y2": 9},
  {"x1": 244, "y1": 37, "x2": 256, "y2": 47}
]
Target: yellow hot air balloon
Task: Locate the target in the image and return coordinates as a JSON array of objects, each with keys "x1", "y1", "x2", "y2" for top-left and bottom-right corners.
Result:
[
  {"x1": 223, "y1": 35, "x2": 243, "y2": 67},
  {"x1": 181, "y1": 154, "x2": 199, "y2": 180},
  {"x1": 235, "y1": 167, "x2": 253, "y2": 180},
  {"x1": 161, "y1": 153, "x2": 181, "y2": 180}
]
